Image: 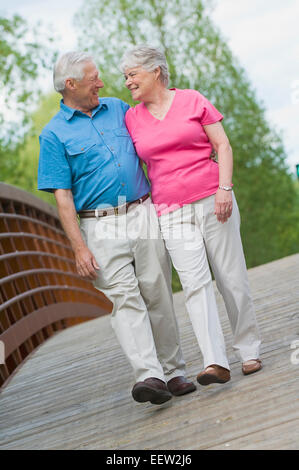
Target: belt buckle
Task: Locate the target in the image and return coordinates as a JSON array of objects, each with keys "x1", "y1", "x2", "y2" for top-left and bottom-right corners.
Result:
[
  {"x1": 95, "y1": 209, "x2": 99, "y2": 218},
  {"x1": 114, "y1": 207, "x2": 119, "y2": 215}
]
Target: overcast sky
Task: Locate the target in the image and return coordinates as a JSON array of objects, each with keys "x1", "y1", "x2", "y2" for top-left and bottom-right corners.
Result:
[{"x1": 1, "y1": 0, "x2": 298, "y2": 174}]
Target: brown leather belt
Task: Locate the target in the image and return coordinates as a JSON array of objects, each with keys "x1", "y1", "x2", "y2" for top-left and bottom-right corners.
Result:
[{"x1": 78, "y1": 193, "x2": 150, "y2": 218}]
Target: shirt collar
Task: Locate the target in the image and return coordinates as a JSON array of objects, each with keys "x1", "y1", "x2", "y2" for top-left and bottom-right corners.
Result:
[{"x1": 60, "y1": 99, "x2": 108, "y2": 121}]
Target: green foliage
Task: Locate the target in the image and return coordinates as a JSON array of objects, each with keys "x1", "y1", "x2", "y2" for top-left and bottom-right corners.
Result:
[
  {"x1": 74, "y1": 0, "x2": 299, "y2": 280},
  {"x1": 0, "y1": 14, "x2": 57, "y2": 181},
  {"x1": 171, "y1": 268, "x2": 182, "y2": 293},
  {"x1": 4, "y1": 93, "x2": 61, "y2": 206}
]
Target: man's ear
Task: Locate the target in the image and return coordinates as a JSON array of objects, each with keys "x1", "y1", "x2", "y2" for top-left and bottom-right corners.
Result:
[{"x1": 65, "y1": 78, "x2": 76, "y2": 91}]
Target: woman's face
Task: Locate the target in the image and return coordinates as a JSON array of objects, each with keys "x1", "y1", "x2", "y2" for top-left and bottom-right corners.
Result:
[{"x1": 124, "y1": 66, "x2": 158, "y2": 101}]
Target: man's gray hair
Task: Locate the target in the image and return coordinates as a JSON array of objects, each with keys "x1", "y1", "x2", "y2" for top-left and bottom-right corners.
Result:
[
  {"x1": 120, "y1": 45, "x2": 169, "y2": 87},
  {"x1": 53, "y1": 51, "x2": 94, "y2": 93}
]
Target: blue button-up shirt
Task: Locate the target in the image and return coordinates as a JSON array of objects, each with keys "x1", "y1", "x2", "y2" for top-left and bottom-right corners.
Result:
[{"x1": 38, "y1": 98, "x2": 150, "y2": 211}]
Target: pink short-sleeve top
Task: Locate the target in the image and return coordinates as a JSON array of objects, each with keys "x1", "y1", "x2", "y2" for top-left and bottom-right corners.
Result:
[{"x1": 125, "y1": 88, "x2": 223, "y2": 216}]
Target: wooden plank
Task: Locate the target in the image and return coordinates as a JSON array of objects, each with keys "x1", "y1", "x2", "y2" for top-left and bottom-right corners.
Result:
[{"x1": 0, "y1": 254, "x2": 298, "y2": 450}]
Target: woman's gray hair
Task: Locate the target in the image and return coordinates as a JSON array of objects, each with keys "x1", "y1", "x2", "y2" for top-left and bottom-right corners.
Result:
[
  {"x1": 53, "y1": 51, "x2": 94, "y2": 93},
  {"x1": 120, "y1": 45, "x2": 169, "y2": 87}
]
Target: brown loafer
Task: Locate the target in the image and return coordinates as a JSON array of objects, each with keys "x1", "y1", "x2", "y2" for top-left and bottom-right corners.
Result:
[
  {"x1": 167, "y1": 376, "x2": 196, "y2": 396},
  {"x1": 197, "y1": 364, "x2": 231, "y2": 386},
  {"x1": 132, "y1": 377, "x2": 172, "y2": 404},
  {"x1": 242, "y1": 359, "x2": 262, "y2": 375}
]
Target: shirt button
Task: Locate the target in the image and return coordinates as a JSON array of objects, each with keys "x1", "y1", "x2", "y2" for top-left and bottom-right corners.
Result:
[
  {"x1": 118, "y1": 164, "x2": 121, "y2": 167},
  {"x1": 121, "y1": 183, "x2": 125, "y2": 187},
  {"x1": 100, "y1": 132, "x2": 104, "y2": 135}
]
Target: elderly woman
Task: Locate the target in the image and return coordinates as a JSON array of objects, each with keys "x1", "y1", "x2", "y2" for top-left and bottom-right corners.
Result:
[{"x1": 121, "y1": 45, "x2": 262, "y2": 384}]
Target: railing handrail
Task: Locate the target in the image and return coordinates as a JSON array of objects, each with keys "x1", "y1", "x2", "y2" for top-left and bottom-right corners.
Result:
[
  {"x1": 0, "y1": 182, "x2": 112, "y2": 389},
  {"x1": 0, "y1": 268, "x2": 93, "y2": 285},
  {"x1": 0, "y1": 232, "x2": 73, "y2": 252},
  {"x1": 0, "y1": 285, "x2": 111, "y2": 312},
  {"x1": 0, "y1": 213, "x2": 66, "y2": 237},
  {"x1": 0, "y1": 250, "x2": 75, "y2": 263},
  {"x1": 0, "y1": 182, "x2": 58, "y2": 218}
]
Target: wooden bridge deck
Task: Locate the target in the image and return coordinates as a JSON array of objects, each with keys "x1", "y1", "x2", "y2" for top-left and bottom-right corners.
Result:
[{"x1": 0, "y1": 254, "x2": 298, "y2": 450}]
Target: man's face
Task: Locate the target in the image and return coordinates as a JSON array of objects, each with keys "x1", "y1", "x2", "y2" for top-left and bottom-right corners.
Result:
[{"x1": 73, "y1": 62, "x2": 104, "y2": 111}]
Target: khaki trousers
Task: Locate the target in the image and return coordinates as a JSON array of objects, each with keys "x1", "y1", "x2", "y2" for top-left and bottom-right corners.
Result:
[
  {"x1": 159, "y1": 192, "x2": 261, "y2": 365},
  {"x1": 80, "y1": 198, "x2": 186, "y2": 383}
]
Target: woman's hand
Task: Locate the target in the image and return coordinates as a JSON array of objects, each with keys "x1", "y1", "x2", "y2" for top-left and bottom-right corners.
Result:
[
  {"x1": 203, "y1": 122, "x2": 234, "y2": 224},
  {"x1": 214, "y1": 188, "x2": 233, "y2": 223}
]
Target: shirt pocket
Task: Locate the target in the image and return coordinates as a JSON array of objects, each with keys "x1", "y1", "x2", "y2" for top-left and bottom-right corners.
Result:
[
  {"x1": 113, "y1": 128, "x2": 136, "y2": 154},
  {"x1": 66, "y1": 141, "x2": 97, "y2": 157},
  {"x1": 65, "y1": 140, "x2": 103, "y2": 175}
]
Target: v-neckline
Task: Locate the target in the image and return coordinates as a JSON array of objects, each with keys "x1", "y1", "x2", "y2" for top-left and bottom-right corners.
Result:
[{"x1": 143, "y1": 88, "x2": 177, "y2": 122}]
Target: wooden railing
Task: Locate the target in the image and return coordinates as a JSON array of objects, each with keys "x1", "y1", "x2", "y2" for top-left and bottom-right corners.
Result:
[{"x1": 0, "y1": 183, "x2": 112, "y2": 388}]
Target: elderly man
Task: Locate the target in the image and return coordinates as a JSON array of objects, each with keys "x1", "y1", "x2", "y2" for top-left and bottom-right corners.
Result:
[{"x1": 38, "y1": 51, "x2": 196, "y2": 404}]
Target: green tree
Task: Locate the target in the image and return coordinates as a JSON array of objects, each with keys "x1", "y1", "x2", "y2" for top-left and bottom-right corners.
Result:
[
  {"x1": 0, "y1": 14, "x2": 57, "y2": 180},
  {"x1": 5, "y1": 92, "x2": 61, "y2": 205},
  {"x1": 74, "y1": 0, "x2": 299, "y2": 269}
]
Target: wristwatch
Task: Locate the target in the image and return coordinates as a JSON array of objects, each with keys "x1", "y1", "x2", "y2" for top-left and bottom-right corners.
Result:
[{"x1": 219, "y1": 185, "x2": 233, "y2": 191}]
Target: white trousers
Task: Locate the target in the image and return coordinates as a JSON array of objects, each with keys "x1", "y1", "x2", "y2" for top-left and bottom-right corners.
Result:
[
  {"x1": 80, "y1": 198, "x2": 186, "y2": 383},
  {"x1": 159, "y1": 192, "x2": 261, "y2": 366}
]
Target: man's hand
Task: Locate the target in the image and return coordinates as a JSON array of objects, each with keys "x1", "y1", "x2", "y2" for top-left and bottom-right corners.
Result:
[
  {"x1": 214, "y1": 188, "x2": 233, "y2": 224},
  {"x1": 54, "y1": 189, "x2": 100, "y2": 280},
  {"x1": 74, "y1": 245, "x2": 100, "y2": 280}
]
